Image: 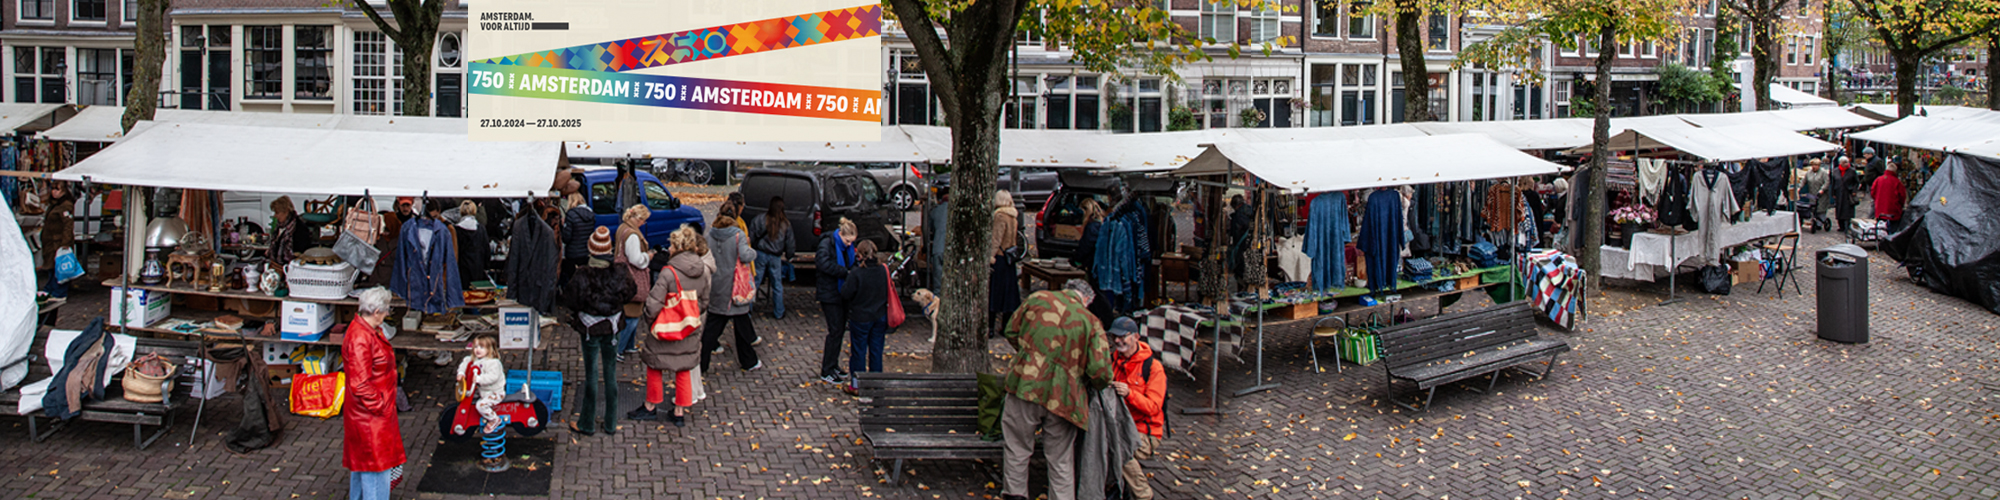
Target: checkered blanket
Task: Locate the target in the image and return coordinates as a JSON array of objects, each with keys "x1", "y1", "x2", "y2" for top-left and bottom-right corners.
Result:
[{"x1": 1139, "y1": 305, "x2": 1243, "y2": 378}]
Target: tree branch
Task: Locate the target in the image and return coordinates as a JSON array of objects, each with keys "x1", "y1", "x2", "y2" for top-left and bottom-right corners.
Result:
[
  {"x1": 885, "y1": 0, "x2": 960, "y2": 114},
  {"x1": 1914, "y1": 19, "x2": 1999, "y2": 55},
  {"x1": 353, "y1": 0, "x2": 404, "y2": 44}
]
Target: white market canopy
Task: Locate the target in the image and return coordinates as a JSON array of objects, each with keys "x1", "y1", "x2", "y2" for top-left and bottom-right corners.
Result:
[
  {"x1": 40, "y1": 106, "x2": 465, "y2": 142},
  {"x1": 52, "y1": 121, "x2": 560, "y2": 198},
  {"x1": 0, "y1": 103, "x2": 65, "y2": 135},
  {"x1": 1849, "y1": 111, "x2": 2000, "y2": 160},
  {"x1": 1676, "y1": 107, "x2": 1880, "y2": 131},
  {"x1": 1579, "y1": 123, "x2": 1841, "y2": 162},
  {"x1": 1169, "y1": 134, "x2": 1567, "y2": 193},
  {"x1": 1410, "y1": 119, "x2": 1596, "y2": 151},
  {"x1": 1767, "y1": 84, "x2": 1836, "y2": 108}
]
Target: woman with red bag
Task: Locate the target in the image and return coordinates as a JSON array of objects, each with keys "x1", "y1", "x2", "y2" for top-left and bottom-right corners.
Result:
[
  {"x1": 343, "y1": 287, "x2": 404, "y2": 499},
  {"x1": 838, "y1": 240, "x2": 892, "y2": 393},
  {"x1": 700, "y1": 205, "x2": 762, "y2": 372},
  {"x1": 629, "y1": 226, "x2": 712, "y2": 426}
]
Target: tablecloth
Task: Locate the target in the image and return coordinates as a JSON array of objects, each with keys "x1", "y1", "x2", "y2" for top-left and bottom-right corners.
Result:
[
  {"x1": 1613, "y1": 210, "x2": 1797, "y2": 281},
  {"x1": 1137, "y1": 305, "x2": 1241, "y2": 379}
]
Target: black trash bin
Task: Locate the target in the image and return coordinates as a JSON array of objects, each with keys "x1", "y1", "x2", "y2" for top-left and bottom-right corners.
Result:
[{"x1": 1816, "y1": 244, "x2": 1869, "y2": 343}]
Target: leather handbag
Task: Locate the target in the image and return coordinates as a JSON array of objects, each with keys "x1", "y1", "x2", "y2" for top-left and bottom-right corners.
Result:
[
  {"x1": 332, "y1": 231, "x2": 381, "y2": 272},
  {"x1": 122, "y1": 353, "x2": 177, "y2": 404},
  {"x1": 730, "y1": 234, "x2": 756, "y2": 306},
  {"x1": 884, "y1": 264, "x2": 905, "y2": 328},
  {"x1": 343, "y1": 195, "x2": 381, "y2": 245},
  {"x1": 651, "y1": 268, "x2": 703, "y2": 341}
]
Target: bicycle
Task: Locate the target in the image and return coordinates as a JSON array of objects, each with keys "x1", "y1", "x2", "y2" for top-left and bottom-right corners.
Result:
[{"x1": 649, "y1": 158, "x2": 714, "y2": 185}]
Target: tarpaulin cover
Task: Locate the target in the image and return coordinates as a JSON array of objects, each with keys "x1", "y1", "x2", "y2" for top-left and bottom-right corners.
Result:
[
  {"x1": 0, "y1": 200, "x2": 37, "y2": 391},
  {"x1": 1884, "y1": 154, "x2": 2000, "y2": 315}
]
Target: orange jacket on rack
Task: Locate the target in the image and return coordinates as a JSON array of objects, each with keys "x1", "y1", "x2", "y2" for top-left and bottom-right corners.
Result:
[{"x1": 1114, "y1": 342, "x2": 1167, "y2": 439}]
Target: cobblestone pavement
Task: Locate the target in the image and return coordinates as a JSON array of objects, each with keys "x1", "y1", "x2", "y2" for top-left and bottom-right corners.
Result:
[{"x1": 3, "y1": 225, "x2": 1996, "y2": 499}]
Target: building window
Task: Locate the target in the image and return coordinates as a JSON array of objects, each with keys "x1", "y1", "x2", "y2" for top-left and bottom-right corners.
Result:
[
  {"x1": 1642, "y1": 41, "x2": 1657, "y2": 58},
  {"x1": 14, "y1": 47, "x2": 66, "y2": 103},
  {"x1": 1347, "y1": 2, "x2": 1375, "y2": 39},
  {"x1": 353, "y1": 31, "x2": 404, "y2": 115},
  {"x1": 1553, "y1": 80, "x2": 1571, "y2": 117},
  {"x1": 1427, "y1": 13, "x2": 1448, "y2": 49},
  {"x1": 1016, "y1": 9, "x2": 1044, "y2": 47},
  {"x1": 1003, "y1": 76, "x2": 1037, "y2": 129},
  {"x1": 294, "y1": 25, "x2": 332, "y2": 99},
  {"x1": 123, "y1": 0, "x2": 134, "y2": 21},
  {"x1": 120, "y1": 49, "x2": 132, "y2": 100},
  {"x1": 77, "y1": 48, "x2": 118, "y2": 105},
  {"x1": 1804, "y1": 36, "x2": 1816, "y2": 65},
  {"x1": 1044, "y1": 75, "x2": 1101, "y2": 130},
  {"x1": 1341, "y1": 64, "x2": 1377, "y2": 125},
  {"x1": 1785, "y1": 37, "x2": 1798, "y2": 65},
  {"x1": 1200, "y1": 0, "x2": 1236, "y2": 43},
  {"x1": 72, "y1": 0, "x2": 104, "y2": 21},
  {"x1": 244, "y1": 25, "x2": 282, "y2": 99},
  {"x1": 1247, "y1": 3, "x2": 1280, "y2": 43},
  {"x1": 1313, "y1": 0, "x2": 1340, "y2": 38},
  {"x1": 1137, "y1": 78, "x2": 1163, "y2": 132},
  {"x1": 19, "y1": 0, "x2": 53, "y2": 20}
]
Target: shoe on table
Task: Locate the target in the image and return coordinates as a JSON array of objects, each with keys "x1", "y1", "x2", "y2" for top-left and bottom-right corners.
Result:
[{"x1": 626, "y1": 406, "x2": 658, "y2": 421}]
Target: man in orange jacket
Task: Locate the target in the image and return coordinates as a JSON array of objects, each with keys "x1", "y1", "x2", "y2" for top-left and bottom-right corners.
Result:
[{"x1": 1108, "y1": 317, "x2": 1166, "y2": 499}]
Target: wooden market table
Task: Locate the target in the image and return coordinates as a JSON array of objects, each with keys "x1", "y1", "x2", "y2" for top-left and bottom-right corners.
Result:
[
  {"x1": 1019, "y1": 259, "x2": 1088, "y2": 292},
  {"x1": 99, "y1": 278, "x2": 550, "y2": 352}
]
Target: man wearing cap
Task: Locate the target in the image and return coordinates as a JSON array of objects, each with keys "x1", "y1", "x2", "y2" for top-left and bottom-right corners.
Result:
[
  {"x1": 1860, "y1": 146, "x2": 1885, "y2": 188},
  {"x1": 1107, "y1": 317, "x2": 1166, "y2": 500},
  {"x1": 1000, "y1": 279, "x2": 1115, "y2": 500}
]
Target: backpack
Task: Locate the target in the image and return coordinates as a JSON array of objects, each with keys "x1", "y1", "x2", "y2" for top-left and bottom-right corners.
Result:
[{"x1": 1138, "y1": 354, "x2": 1171, "y2": 438}]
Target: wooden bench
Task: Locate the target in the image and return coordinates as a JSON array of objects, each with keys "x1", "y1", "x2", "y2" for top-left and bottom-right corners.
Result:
[
  {"x1": 855, "y1": 372, "x2": 1001, "y2": 485},
  {"x1": 0, "y1": 336, "x2": 204, "y2": 449},
  {"x1": 1377, "y1": 303, "x2": 1569, "y2": 412}
]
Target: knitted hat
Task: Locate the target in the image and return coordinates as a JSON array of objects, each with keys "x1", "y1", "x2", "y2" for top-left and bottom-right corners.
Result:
[{"x1": 588, "y1": 226, "x2": 614, "y2": 256}]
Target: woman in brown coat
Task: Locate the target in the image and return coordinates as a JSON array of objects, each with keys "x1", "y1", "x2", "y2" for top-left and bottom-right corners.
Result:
[
  {"x1": 40, "y1": 182, "x2": 76, "y2": 296},
  {"x1": 628, "y1": 225, "x2": 710, "y2": 427},
  {"x1": 988, "y1": 190, "x2": 1021, "y2": 334}
]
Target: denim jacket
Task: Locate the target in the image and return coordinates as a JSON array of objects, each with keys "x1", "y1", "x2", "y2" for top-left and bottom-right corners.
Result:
[{"x1": 389, "y1": 217, "x2": 464, "y2": 314}]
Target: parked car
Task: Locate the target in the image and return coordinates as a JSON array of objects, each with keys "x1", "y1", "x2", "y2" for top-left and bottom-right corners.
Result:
[
  {"x1": 738, "y1": 166, "x2": 902, "y2": 264},
  {"x1": 1034, "y1": 172, "x2": 1120, "y2": 260},
  {"x1": 932, "y1": 166, "x2": 1060, "y2": 208},
  {"x1": 860, "y1": 162, "x2": 929, "y2": 211},
  {"x1": 577, "y1": 168, "x2": 707, "y2": 247}
]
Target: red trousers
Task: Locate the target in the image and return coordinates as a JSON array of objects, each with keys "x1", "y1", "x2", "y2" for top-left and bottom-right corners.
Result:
[{"x1": 645, "y1": 368, "x2": 693, "y2": 407}]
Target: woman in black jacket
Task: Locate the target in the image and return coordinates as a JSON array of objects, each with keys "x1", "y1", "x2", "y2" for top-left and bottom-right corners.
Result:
[
  {"x1": 559, "y1": 192, "x2": 597, "y2": 288},
  {"x1": 814, "y1": 218, "x2": 859, "y2": 384},
  {"x1": 838, "y1": 240, "x2": 889, "y2": 392},
  {"x1": 558, "y1": 228, "x2": 634, "y2": 436}
]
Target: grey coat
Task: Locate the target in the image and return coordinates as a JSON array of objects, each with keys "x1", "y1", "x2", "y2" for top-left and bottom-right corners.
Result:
[
  {"x1": 641, "y1": 251, "x2": 709, "y2": 373},
  {"x1": 1077, "y1": 386, "x2": 1141, "y2": 500},
  {"x1": 705, "y1": 225, "x2": 755, "y2": 316}
]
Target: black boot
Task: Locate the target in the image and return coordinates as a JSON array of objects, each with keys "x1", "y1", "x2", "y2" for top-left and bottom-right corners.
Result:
[{"x1": 626, "y1": 406, "x2": 658, "y2": 421}]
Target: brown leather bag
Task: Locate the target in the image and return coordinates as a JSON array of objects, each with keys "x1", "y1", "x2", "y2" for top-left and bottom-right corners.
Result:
[{"x1": 342, "y1": 195, "x2": 381, "y2": 245}]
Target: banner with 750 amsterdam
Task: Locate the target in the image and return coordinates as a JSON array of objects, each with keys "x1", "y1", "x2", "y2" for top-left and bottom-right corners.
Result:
[{"x1": 468, "y1": 0, "x2": 882, "y2": 142}]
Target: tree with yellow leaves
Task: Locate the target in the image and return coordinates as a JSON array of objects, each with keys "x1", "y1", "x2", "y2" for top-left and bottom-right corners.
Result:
[
  {"x1": 1460, "y1": 0, "x2": 1695, "y2": 289},
  {"x1": 1845, "y1": 0, "x2": 2000, "y2": 117}
]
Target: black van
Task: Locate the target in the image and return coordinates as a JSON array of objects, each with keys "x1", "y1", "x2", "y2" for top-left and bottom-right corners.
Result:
[{"x1": 738, "y1": 166, "x2": 901, "y2": 263}]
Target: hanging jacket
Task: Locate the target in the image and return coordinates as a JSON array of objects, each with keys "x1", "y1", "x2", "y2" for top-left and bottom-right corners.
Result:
[
  {"x1": 1073, "y1": 219, "x2": 1102, "y2": 271},
  {"x1": 1657, "y1": 169, "x2": 1696, "y2": 230},
  {"x1": 1359, "y1": 189, "x2": 1404, "y2": 293},
  {"x1": 1752, "y1": 159, "x2": 1790, "y2": 211},
  {"x1": 505, "y1": 214, "x2": 560, "y2": 313},
  {"x1": 1077, "y1": 386, "x2": 1142, "y2": 500},
  {"x1": 389, "y1": 217, "x2": 464, "y2": 314},
  {"x1": 41, "y1": 319, "x2": 110, "y2": 420},
  {"x1": 1305, "y1": 192, "x2": 1349, "y2": 292}
]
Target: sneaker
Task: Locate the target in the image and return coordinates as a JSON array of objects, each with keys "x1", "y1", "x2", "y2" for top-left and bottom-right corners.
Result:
[
  {"x1": 711, "y1": 345, "x2": 726, "y2": 354},
  {"x1": 433, "y1": 352, "x2": 455, "y2": 366},
  {"x1": 668, "y1": 412, "x2": 686, "y2": 427},
  {"x1": 623, "y1": 348, "x2": 640, "y2": 354},
  {"x1": 615, "y1": 354, "x2": 626, "y2": 362},
  {"x1": 745, "y1": 361, "x2": 764, "y2": 372},
  {"x1": 841, "y1": 383, "x2": 860, "y2": 396},
  {"x1": 818, "y1": 374, "x2": 842, "y2": 385},
  {"x1": 625, "y1": 406, "x2": 658, "y2": 421},
  {"x1": 751, "y1": 337, "x2": 765, "y2": 347}
]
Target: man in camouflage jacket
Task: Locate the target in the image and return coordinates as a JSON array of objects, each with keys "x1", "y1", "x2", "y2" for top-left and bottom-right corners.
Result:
[{"x1": 1000, "y1": 280, "x2": 1115, "y2": 500}]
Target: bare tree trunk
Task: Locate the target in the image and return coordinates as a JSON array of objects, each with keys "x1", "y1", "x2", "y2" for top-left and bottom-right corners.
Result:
[
  {"x1": 402, "y1": 35, "x2": 435, "y2": 116},
  {"x1": 1581, "y1": 23, "x2": 1616, "y2": 291},
  {"x1": 1750, "y1": 16, "x2": 1778, "y2": 110},
  {"x1": 1894, "y1": 52, "x2": 1919, "y2": 117},
  {"x1": 1989, "y1": 30, "x2": 2000, "y2": 110},
  {"x1": 1395, "y1": 3, "x2": 1434, "y2": 122},
  {"x1": 355, "y1": 0, "x2": 443, "y2": 117},
  {"x1": 120, "y1": 0, "x2": 169, "y2": 133}
]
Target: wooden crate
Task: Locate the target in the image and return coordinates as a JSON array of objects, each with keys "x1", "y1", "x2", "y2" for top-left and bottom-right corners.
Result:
[
  {"x1": 1455, "y1": 276, "x2": 1479, "y2": 290},
  {"x1": 1281, "y1": 302, "x2": 1319, "y2": 320}
]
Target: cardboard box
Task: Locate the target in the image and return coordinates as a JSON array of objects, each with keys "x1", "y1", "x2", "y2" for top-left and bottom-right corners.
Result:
[
  {"x1": 280, "y1": 301, "x2": 335, "y2": 341},
  {"x1": 1732, "y1": 260, "x2": 1762, "y2": 285},
  {"x1": 497, "y1": 306, "x2": 540, "y2": 349},
  {"x1": 108, "y1": 286, "x2": 172, "y2": 328},
  {"x1": 267, "y1": 364, "x2": 303, "y2": 386},
  {"x1": 262, "y1": 341, "x2": 303, "y2": 365},
  {"x1": 185, "y1": 358, "x2": 229, "y2": 400}
]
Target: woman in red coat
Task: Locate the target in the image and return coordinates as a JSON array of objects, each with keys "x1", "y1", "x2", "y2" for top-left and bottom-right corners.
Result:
[{"x1": 344, "y1": 287, "x2": 405, "y2": 499}]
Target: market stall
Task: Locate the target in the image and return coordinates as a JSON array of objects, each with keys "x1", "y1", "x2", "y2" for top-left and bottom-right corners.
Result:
[
  {"x1": 1153, "y1": 133, "x2": 1567, "y2": 411},
  {"x1": 1581, "y1": 123, "x2": 1837, "y2": 299},
  {"x1": 51, "y1": 120, "x2": 565, "y2": 353}
]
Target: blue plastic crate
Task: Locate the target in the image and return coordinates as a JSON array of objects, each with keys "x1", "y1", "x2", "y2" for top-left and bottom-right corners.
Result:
[{"x1": 505, "y1": 369, "x2": 564, "y2": 411}]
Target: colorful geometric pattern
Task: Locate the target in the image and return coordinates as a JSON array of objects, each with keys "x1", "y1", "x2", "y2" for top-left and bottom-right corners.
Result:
[
  {"x1": 476, "y1": 5, "x2": 881, "y2": 73},
  {"x1": 469, "y1": 62, "x2": 881, "y2": 122}
]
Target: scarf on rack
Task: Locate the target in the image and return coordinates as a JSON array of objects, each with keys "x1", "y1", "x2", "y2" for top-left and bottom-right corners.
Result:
[{"x1": 1637, "y1": 158, "x2": 1669, "y2": 204}]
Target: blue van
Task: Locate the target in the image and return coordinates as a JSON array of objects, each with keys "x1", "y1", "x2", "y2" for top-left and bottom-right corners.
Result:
[{"x1": 576, "y1": 168, "x2": 706, "y2": 247}]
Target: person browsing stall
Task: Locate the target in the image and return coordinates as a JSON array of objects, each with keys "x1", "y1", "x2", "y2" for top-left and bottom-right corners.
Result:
[{"x1": 1107, "y1": 317, "x2": 1167, "y2": 500}]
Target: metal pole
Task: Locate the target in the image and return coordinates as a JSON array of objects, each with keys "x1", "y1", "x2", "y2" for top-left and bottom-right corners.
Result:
[
  {"x1": 1184, "y1": 163, "x2": 1235, "y2": 416},
  {"x1": 1234, "y1": 183, "x2": 1278, "y2": 397}
]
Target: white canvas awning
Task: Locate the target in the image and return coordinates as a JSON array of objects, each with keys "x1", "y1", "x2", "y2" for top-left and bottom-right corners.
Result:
[
  {"x1": 51, "y1": 121, "x2": 560, "y2": 198},
  {"x1": 0, "y1": 103, "x2": 65, "y2": 134},
  {"x1": 1676, "y1": 107, "x2": 1881, "y2": 131},
  {"x1": 1768, "y1": 84, "x2": 1836, "y2": 108},
  {"x1": 1580, "y1": 123, "x2": 1840, "y2": 162},
  {"x1": 1849, "y1": 114, "x2": 2000, "y2": 160},
  {"x1": 1169, "y1": 134, "x2": 1566, "y2": 193},
  {"x1": 40, "y1": 106, "x2": 468, "y2": 142},
  {"x1": 1411, "y1": 119, "x2": 1596, "y2": 150},
  {"x1": 569, "y1": 127, "x2": 925, "y2": 165}
]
